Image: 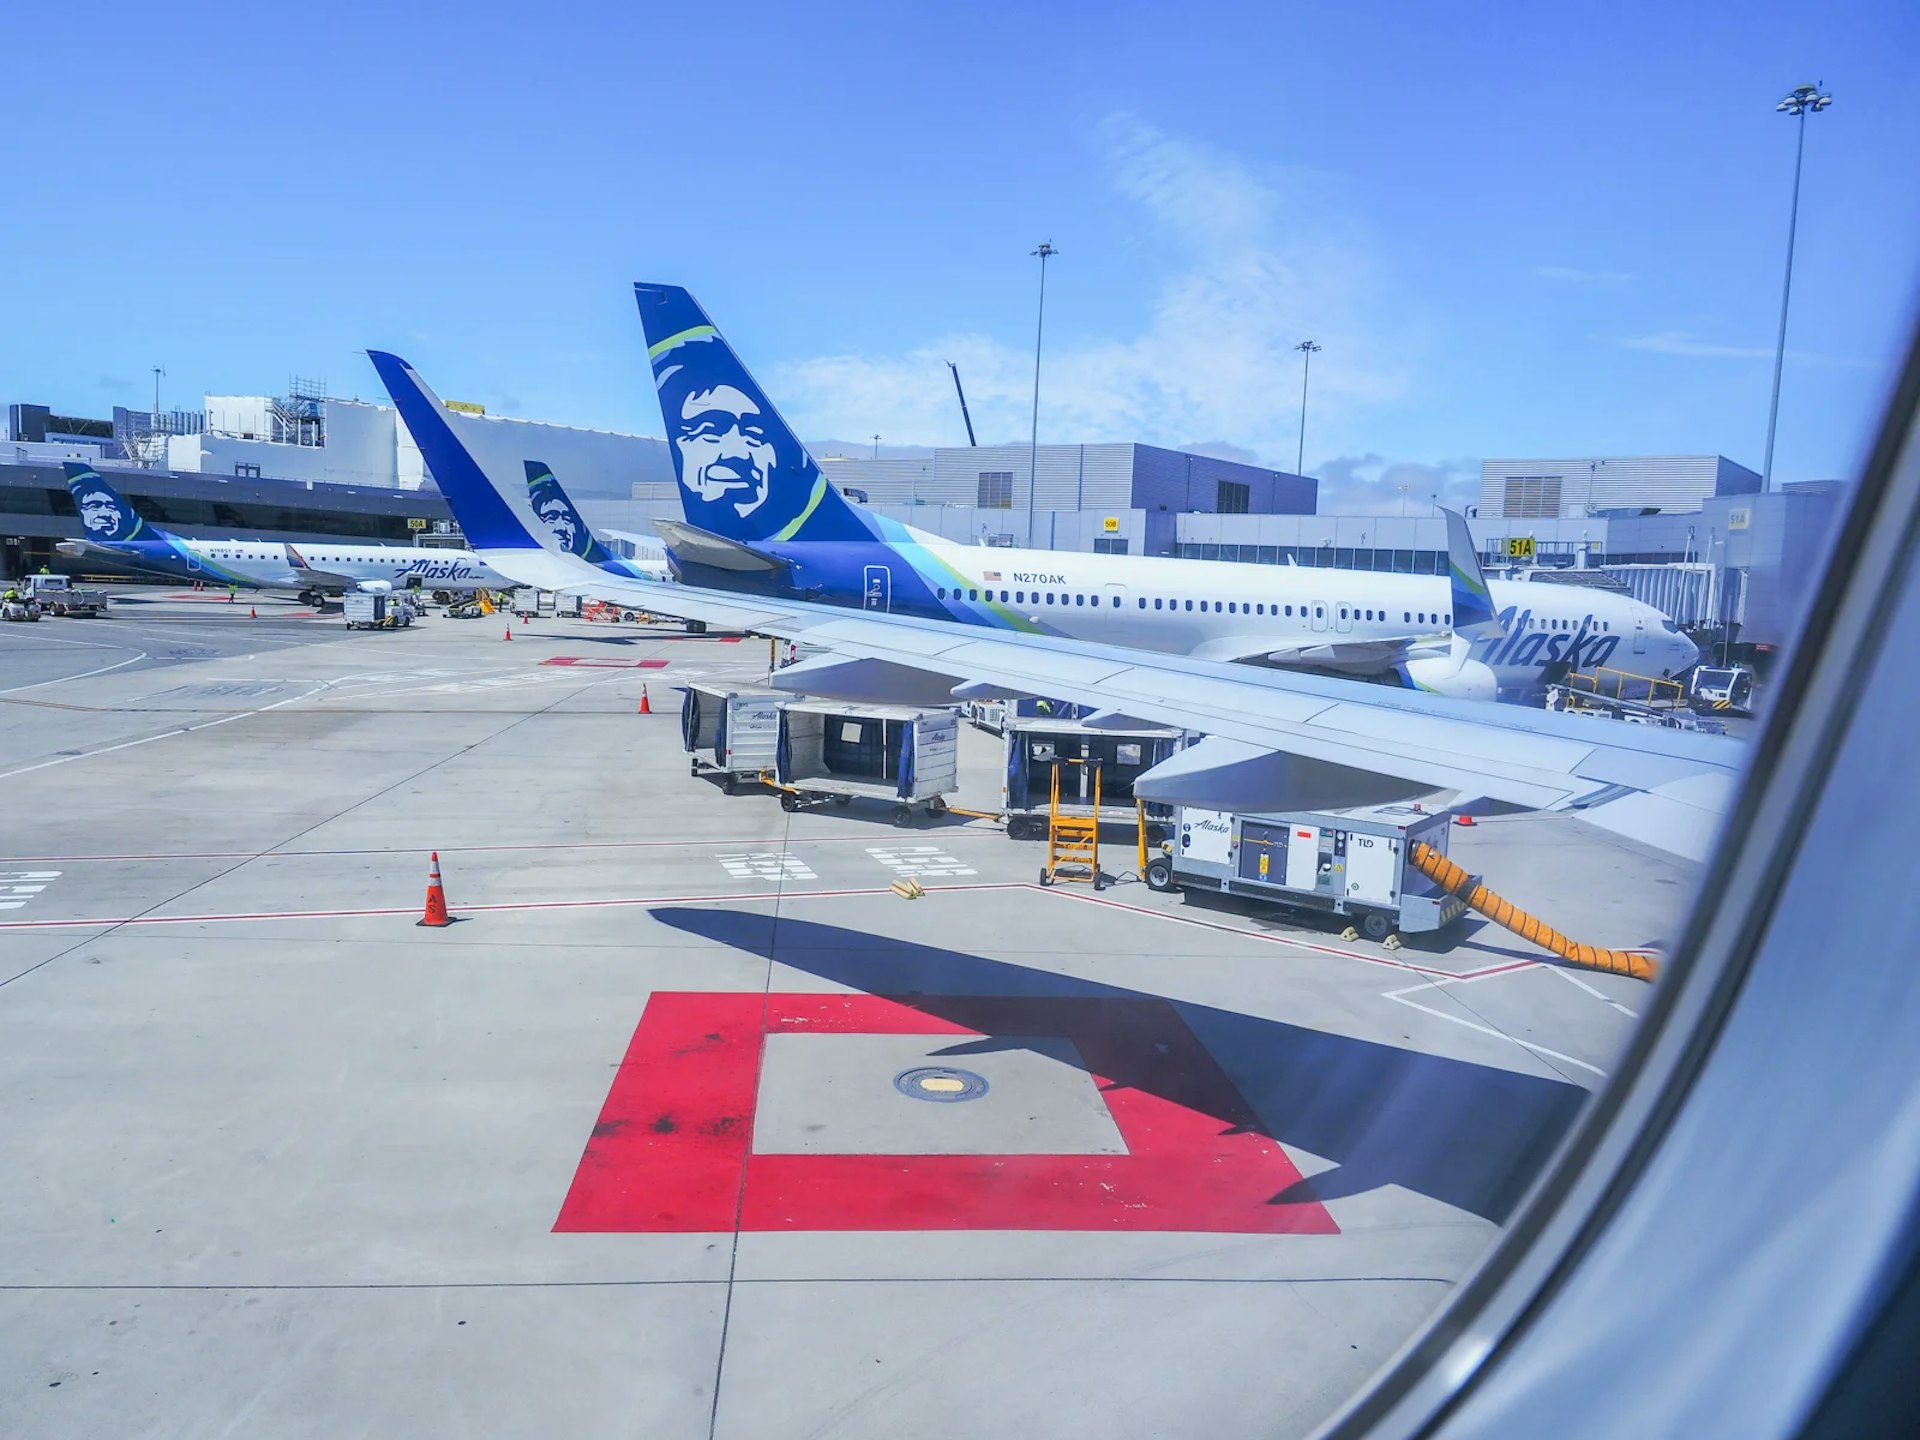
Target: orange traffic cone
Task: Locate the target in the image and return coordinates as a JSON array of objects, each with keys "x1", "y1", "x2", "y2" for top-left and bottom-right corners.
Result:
[
  {"x1": 503, "y1": 626, "x2": 512, "y2": 641},
  {"x1": 1454, "y1": 814, "x2": 1475, "y2": 827},
  {"x1": 417, "y1": 851, "x2": 453, "y2": 927},
  {"x1": 249, "y1": 607, "x2": 257, "y2": 619},
  {"x1": 638, "y1": 685, "x2": 652, "y2": 715}
]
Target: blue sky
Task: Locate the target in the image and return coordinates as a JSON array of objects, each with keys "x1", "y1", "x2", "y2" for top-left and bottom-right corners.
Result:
[{"x1": 4, "y1": 0, "x2": 1915, "y2": 509}]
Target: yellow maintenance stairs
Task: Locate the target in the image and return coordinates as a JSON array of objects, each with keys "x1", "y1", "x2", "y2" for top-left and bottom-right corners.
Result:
[
  {"x1": 1034, "y1": 763, "x2": 1154, "y2": 891},
  {"x1": 1039, "y1": 761, "x2": 1103, "y2": 889}
]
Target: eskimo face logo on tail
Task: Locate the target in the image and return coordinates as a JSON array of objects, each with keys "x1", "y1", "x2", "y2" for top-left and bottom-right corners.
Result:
[
  {"x1": 525, "y1": 463, "x2": 588, "y2": 558},
  {"x1": 650, "y1": 340, "x2": 819, "y2": 543},
  {"x1": 677, "y1": 384, "x2": 775, "y2": 518},
  {"x1": 66, "y1": 469, "x2": 143, "y2": 544}
]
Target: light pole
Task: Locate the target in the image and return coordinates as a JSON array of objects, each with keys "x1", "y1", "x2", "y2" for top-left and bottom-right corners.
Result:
[
  {"x1": 151, "y1": 366, "x2": 165, "y2": 424},
  {"x1": 871, "y1": 433, "x2": 880, "y2": 459},
  {"x1": 1294, "y1": 341, "x2": 1322, "y2": 476},
  {"x1": 1027, "y1": 241, "x2": 1057, "y2": 547},
  {"x1": 1761, "y1": 83, "x2": 1832, "y2": 492}
]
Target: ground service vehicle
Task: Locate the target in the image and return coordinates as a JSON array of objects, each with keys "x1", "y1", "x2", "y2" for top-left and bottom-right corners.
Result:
[
  {"x1": 1147, "y1": 803, "x2": 1474, "y2": 942},
  {"x1": 17, "y1": 575, "x2": 108, "y2": 616},
  {"x1": 1691, "y1": 664, "x2": 1756, "y2": 714}
]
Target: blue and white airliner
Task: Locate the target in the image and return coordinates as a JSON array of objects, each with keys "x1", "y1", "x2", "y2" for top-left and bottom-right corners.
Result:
[
  {"x1": 613, "y1": 283, "x2": 1696, "y2": 701},
  {"x1": 364, "y1": 322, "x2": 1741, "y2": 861},
  {"x1": 57, "y1": 462, "x2": 512, "y2": 601}
]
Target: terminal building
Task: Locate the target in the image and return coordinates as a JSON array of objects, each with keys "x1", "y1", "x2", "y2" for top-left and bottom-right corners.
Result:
[
  {"x1": 3, "y1": 388, "x2": 1840, "y2": 656},
  {"x1": 586, "y1": 441, "x2": 1318, "y2": 558}
]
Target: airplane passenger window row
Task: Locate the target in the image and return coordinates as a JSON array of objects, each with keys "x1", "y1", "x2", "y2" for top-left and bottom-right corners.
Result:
[
  {"x1": 937, "y1": 586, "x2": 1128, "y2": 609},
  {"x1": 930, "y1": 585, "x2": 1462, "y2": 631}
]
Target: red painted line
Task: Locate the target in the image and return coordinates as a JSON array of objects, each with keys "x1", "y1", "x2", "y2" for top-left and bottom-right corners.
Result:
[
  {"x1": 0, "y1": 833, "x2": 1005, "y2": 865},
  {"x1": 1039, "y1": 886, "x2": 1532, "y2": 981},
  {"x1": 554, "y1": 993, "x2": 764, "y2": 1232},
  {"x1": 556, "y1": 993, "x2": 1336, "y2": 1235},
  {"x1": 0, "y1": 882, "x2": 1026, "y2": 931}
]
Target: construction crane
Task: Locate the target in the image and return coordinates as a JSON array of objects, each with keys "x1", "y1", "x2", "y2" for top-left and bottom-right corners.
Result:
[{"x1": 946, "y1": 361, "x2": 978, "y2": 446}]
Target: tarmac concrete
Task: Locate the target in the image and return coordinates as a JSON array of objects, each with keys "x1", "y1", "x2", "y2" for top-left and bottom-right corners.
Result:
[{"x1": 0, "y1": 592, "x2": 1709, "y2": 1438}]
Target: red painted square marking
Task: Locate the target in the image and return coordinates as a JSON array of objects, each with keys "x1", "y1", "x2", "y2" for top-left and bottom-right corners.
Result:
[{"x1": 554, "y1": 993, "x2": 1336, "y2": 1234}]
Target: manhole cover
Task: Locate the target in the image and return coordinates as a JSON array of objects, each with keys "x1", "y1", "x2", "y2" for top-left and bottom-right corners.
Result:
[{"x1": 893, "y1": 1066, "x2": 990, "y2": 1103}]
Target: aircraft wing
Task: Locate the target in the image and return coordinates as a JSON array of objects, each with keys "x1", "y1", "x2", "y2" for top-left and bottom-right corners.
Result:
[
  {"x1": 475, "y1": 553, "x2": 1736, "y2": 858},
  {"x1": 369, "y1": 347, "x2": 1743, "y2": 861}
]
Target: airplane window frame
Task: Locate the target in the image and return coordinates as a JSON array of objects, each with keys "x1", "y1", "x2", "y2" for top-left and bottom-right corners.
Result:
[{"x1": 1319, "y1": 322, "x2": 1920, "y2": 1440}]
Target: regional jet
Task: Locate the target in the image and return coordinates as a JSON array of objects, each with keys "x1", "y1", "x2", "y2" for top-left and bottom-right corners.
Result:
[{"x1": 57, "y1": 463, "x2": 513, "y2": 601}]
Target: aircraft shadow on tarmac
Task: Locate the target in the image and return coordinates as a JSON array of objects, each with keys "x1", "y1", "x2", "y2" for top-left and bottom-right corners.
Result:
[{"x1": 652, "y1": 907, "x2": 1591, "y2": 1225}]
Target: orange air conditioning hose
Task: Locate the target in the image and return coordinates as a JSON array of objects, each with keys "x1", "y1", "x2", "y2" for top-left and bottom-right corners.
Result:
[{"x1": 1409, "y1": 841, "x2": 1660, "y2": 982}]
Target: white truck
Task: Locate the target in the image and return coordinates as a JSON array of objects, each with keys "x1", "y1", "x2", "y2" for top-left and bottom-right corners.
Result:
[
  {"x1": 17, "y1": 574, "x2": 108, "y2": 616},
  {"x1": 1690, "y1": 664, "x2": 1756, "y2": 716}
]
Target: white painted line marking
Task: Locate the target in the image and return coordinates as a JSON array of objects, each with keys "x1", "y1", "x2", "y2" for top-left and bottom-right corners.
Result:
[
  {"x1": 1545, "y1": 963, "x2": 1640, "y2": 1018},
  {"x1": 716, "y1": 851, "x2": 818, "y2": 881},
  {"x1": 1381, "y1": 990, "x2": 1607, "y2": 1078},
  {"x1": 0, "y1": 870, "x2": 61, "y2": 912},
  {"x1": 0, "y1": 651, "x2": 150, "y2": 695},
  {"x1": 1039, "y1": 885, "x2": 1532, "y2": 980},
  {"x1": 866, "y1": 845, "x2": 976, "y2": 878},
  {"x1": 0, "y1": 680, "x2": 336, "y2": 782}
]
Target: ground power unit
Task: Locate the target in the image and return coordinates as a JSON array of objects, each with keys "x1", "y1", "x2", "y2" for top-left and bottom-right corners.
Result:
[{"x1": 1148, "y1": 803, "x2": 1475, "y2": 942}]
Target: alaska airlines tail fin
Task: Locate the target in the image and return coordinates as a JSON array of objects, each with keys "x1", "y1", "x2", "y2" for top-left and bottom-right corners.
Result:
[
  {"x1": 633, "y1": 283, "x2": 871, "y2": 545},
  {"x1": 524, "y1": 461, "x2": 623, "y2": 566},
  {"x1": 62, "y1": 462, "x2": 152, "y2": 545},
  {"x1": 367, "y1": 351, "x2": 538, "y2": 554},
  {"x1": 1443, "y1": 507, "x2": 1502, "y2": 641}
]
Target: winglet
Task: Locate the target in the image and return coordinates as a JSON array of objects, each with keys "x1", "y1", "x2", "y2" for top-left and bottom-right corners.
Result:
[
  {"x1": 368, "y1": 351, "x2": 538, "y2": 553},
  {"x1": 1444, "y1": 508, "x2": 1502, "y2": 640}
]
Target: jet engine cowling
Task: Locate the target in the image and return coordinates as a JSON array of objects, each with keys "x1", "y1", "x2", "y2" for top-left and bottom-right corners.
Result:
[
  {"x1": 353, "y1": 579, "x2": 393, "y2": 595},
  {"x1": 1400, "y1": 654, "x2": 1498, "y2": 701}
]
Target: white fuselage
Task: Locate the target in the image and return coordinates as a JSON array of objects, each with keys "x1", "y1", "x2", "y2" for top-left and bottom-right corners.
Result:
[
  {"x1": 183, "y1": 539, "x2": 509, "y2": 594},
  {"x1": 903, "y1": 536, "x2": 1695, "y2": 696}
]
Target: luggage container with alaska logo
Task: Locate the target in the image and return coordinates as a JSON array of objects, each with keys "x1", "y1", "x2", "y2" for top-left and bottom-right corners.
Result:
[
  {"x1": 681, "y1": 684, "x2": 785, "y2": 794},
  {"x1": 774, "y1": 701, "x2": 959, "y2": 827},
  {"x1": 1146, "y1": 803, "x2": 1475, "y2": 944}
]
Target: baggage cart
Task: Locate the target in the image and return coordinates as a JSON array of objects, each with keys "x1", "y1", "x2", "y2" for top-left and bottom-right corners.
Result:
[
  {"x1": 775, "y1": 701, "x2": 959, "y2": 826},
  {"x1": 682, "y1": 684, "x2": 784, "y2": 793}
]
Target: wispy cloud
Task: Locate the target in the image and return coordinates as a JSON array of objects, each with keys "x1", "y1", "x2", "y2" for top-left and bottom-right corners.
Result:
[
  {"x1": 1313, "y1": 454, "x2": 1480, "y2": 515},
  {"x1": 96, "y1": 375, "x2": 132, "y2": 391},
  {"x1": 1536, "y1": 265, "x2": 1634, "y2": 284},
  {"x1": 1617, "y1": 330, "x2": 1866, "y2": 366},
  {"x1": 768, "y1": 114, "x2": 1405, "y2": 470}
]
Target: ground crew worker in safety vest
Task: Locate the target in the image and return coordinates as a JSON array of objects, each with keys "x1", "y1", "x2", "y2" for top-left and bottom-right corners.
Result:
[{"x1": 227, "y1": 582, "x2": 238, "y2": 603}]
